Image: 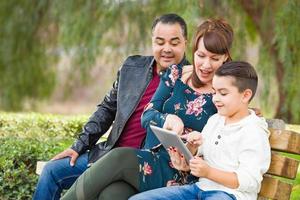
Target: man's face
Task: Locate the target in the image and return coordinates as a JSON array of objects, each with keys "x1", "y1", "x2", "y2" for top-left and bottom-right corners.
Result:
[{"x1": 152, "y1": 22, "x2": 187, "y2": 71}]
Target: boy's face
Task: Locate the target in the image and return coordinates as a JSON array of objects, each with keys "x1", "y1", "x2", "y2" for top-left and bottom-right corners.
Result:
[
  {"x1": 212, "y1": 75, "x2": 251, "y2": 119},
  {"x1": 152, "y1": 22, "x2": 187, "y2": 71}
]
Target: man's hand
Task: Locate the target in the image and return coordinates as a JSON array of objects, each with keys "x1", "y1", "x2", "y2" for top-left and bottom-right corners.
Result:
[
  {"x1": 51, "y1": 149, "x2": 79, "y2": 167},
  {"x1": 163, "y1": 114, "x2": 184, "y2": 135},
  {"x1": 168, "y1": 147, "x2": 190, "y2": 171}
]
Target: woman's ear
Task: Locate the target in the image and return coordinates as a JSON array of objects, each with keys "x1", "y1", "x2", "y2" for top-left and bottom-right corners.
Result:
[{"x1": 223, "y1": 54, "x2": 229, "y2": 63}]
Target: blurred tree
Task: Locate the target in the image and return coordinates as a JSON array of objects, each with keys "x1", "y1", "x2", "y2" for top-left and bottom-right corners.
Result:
[
  {"x1": 234, "y1": 0, "x2": 300, "y2": 124},
  {"x1": 0, "y1": 0, "x2": 200, "y2": 110},
  {"x1": 0, "y1": 0, "x2": 56, "y2": 110},
  {"x1": 0, "y1": 0, "x2": 299, "y2": 123},
  {"x1": 201, "y1": 0, "x2": 300, "y2": 123}
]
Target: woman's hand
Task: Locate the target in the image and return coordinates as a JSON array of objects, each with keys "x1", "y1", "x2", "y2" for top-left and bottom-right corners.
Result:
[
  {"x1": 163, "y1": 114, "x2": 184, "y2": 135},
  {"x1": 168, "y1": 147, "x2": 190, "y2": 171},
  {"x1": 250, "y1": 107, "x2": 263, "y2": 117},
  {"x1": 189, "y1": 156, "x2": 211, "y2": 178}
]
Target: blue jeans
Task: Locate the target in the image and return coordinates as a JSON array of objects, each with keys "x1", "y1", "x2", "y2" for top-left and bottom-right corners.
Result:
[
  {"x1": 129, "y1": 183, "x2": 237, "y2": 200},
  {"x1": 32, "y1": 153, "x2": 88, "y2": 200}
]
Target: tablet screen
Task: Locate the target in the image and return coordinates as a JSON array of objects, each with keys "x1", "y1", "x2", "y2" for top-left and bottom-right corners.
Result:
[{"x1": 150, "y1": 125, "x2": 193, "y2": 161}]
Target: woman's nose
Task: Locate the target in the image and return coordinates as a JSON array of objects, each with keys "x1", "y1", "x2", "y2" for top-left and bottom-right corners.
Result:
[{"x1": 202, "y1": 59, "x2": 211, "y2": 69}]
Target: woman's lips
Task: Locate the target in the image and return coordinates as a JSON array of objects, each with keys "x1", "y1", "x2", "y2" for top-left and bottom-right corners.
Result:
[{"x1": 199, "y1": 69, "x2": 212, "y2": 78}]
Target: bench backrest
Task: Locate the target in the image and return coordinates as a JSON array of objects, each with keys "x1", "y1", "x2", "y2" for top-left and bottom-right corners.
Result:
[{"x1": 258, "y1": 119, "x2": 300, "y2": 200}]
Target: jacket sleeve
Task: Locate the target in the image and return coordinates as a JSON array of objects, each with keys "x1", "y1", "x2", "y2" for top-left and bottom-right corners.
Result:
[
  {"x1": 71, "y1": 69, "x2": 120, "y2": 155},
  {"x1": 141, "y1": 64, "x2": 181, "y2": 129}
]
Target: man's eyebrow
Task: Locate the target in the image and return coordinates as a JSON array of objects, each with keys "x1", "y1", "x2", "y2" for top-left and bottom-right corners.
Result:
[
  {"x1": 154, "y1": 37, "x2": 181, "y2": 41},
  {"x1": 170, "y1": 37, "x2": 180, "y2": 41},
  {"x1": 154, "y1": 37, "x2": 164, "y2": 40}
]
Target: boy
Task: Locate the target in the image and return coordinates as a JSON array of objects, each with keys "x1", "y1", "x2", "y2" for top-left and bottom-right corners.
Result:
[{"x1": 129, "y1": 61, "x2": 271, "y2": 200}]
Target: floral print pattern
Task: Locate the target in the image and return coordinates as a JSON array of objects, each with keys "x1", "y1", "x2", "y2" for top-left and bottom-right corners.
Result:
[
  {"x1": 136, "y1": 64, "x2": 217, "y2": 192},
  {"x1": 174, "y1": 103, "x2": 181, "y2": 111},
  {"x1": 168, "y1": 65, "x2": 179, "y2": 86},
  {"x1": 142, "y1": 162, "x2": 152, "y2": 175},
  {"x1": 186, "y1": 95, "x2": 207, "y2": 117}
]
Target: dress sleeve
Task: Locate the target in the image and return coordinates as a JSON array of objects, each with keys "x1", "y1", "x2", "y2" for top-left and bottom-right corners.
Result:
[{"x1": 141, "y1": 64, "x2": 182, "y2": 128}]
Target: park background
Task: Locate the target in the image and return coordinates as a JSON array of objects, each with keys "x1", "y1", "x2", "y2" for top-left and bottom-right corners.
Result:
[{"x1": 0, "y1": 0, "x2": 299, "y2": 199}]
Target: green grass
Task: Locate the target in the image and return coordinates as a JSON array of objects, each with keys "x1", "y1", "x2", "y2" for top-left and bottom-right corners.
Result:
[{"x1": 286, "y1": 125, "x2": 300, "y2": 200}]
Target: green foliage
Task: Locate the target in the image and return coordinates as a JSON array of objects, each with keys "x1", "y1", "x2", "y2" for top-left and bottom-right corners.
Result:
[
  {"x1": 290, "y1": 154, "x2": 300, "y2": 200},
  {"x1": 0, "y1": 112, "x2": 87, "y2": 139},
  {"x1": 0, "y1": 0, "x2": 201, "y2": 110},
  {"x1": 0, "y1": 137, "x2": 72, "y2": 200},
  {"x1": 275, "y1": 0, "x2": 300, "y2": 123},
  {"x1": 1, "y1": 0, "x2": 300, "y2": 123},
  {"x1": 0, "y1": 112, "x2": 86, "y2": 199},
  {"x1": 0, "y1": 0, "x2": 56, "y2": 111}
]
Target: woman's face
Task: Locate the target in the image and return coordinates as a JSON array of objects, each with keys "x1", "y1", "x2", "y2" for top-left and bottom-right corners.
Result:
[{"x1": 194, "y1": 37, "x2": 228, "y2": 85}]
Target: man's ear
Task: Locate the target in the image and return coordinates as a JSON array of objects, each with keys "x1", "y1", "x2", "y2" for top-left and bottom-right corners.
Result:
[{"x1": 242, "y1": 89, "x2": 253, "y2": 103}]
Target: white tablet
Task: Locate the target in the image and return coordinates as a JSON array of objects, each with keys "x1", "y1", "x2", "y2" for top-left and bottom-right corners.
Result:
[{"x1": 150, "y1": 125, "x2": 193, "y2": 161}]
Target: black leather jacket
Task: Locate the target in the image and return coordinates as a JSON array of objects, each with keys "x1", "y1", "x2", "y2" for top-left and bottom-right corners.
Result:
[{"x1": 71, "y1": 55, "x2": 189, "y2": 164}]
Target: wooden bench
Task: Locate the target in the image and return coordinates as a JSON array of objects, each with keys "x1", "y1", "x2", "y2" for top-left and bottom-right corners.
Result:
[
  {"x1": 35, "y1": 119, "x2": 300, "y2": 199},
  {"x1": 258, "y1": 119, "x2": 300, "y2": 200}
]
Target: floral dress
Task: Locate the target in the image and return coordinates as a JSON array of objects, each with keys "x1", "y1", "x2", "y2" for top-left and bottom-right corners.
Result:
[{"x1": 137, "y1": 64, "x2": 217, "y2": 192}]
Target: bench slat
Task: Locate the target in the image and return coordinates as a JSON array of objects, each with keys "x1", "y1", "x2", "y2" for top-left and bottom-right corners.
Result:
[
  {"x1": 259, "y1": 175, "x2": 293, "y2": 200},
  {"x1": 269, "y1": 129, "x2": 300, "y2": 154},
  {"x1": 267, "y1": 151, "x2": 299, "y2": 179}
]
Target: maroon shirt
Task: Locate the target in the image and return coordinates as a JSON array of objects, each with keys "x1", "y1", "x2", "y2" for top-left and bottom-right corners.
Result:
[{"x1": 116, "y1": 65, "x2": 160, "y2": 148}]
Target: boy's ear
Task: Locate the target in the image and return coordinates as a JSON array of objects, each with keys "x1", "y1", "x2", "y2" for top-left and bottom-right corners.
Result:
[{"x1": 242, "y1": 89, "x2": 253, "y2": 103}]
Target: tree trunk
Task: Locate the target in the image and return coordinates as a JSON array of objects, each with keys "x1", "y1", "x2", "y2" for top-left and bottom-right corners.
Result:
[{"x1": 237, "y1": 0, "x2": 286, "y2": 120}]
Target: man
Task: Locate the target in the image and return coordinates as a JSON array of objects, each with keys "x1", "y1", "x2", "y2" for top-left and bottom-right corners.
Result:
[{"x1": 33, "y1": 13, "x2": 189, "y2": 200}]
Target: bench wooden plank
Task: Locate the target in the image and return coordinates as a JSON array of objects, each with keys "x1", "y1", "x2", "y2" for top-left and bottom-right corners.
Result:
[
  {"x1": 269, "y1": 129, "x2": 300, "y2": 154},
  {"x1": 259, "y1": 175, "x2": 293, "y2": 200},
  {"x1": 267, "y1": 151, "x2": 299, "y2": 179}
]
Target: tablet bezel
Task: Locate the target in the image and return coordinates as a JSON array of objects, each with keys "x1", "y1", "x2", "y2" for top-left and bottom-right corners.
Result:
[{"x1": 150, "y1": 125, "x2": 193, "y2": 161}]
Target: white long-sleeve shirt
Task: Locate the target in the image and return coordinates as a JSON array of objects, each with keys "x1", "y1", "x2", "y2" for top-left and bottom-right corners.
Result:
[{"x1": 196, "y1": 110, "x2": 271, "y2": 200}]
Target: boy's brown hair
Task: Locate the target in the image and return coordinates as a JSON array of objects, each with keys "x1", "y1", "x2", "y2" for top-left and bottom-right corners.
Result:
[{"x1": 215, "y1": 61, "x2": 258, "y2": 102}]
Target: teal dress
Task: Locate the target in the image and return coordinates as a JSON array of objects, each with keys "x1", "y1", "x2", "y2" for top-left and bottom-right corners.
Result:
[{"x1": 137, "y1": 64, "x2": 217, "y2": 192}]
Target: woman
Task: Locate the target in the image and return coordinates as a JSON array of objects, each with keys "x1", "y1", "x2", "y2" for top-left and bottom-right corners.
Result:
[{"x1": 62, "y1": 18, "x2": 233, "y2": 200}]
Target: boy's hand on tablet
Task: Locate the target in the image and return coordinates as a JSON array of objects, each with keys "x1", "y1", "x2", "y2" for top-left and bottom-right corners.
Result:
[
  {"x1": 189, "y1": 156, "x2": 210, "y2": 178},
  {"x1": 186, "y1": 131, "x2": 202, "y2": 147},
  {"x1": 182, "y1": 132, "x2": 202, "y2": 155}
]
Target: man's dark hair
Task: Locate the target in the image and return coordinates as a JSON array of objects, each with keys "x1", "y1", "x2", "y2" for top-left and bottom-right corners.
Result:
[
  {"x1": 151, "y1": 13, "x2": 187, "y2": 39},
  {"x1": 215, "y1": 61, "x2": 258, "y2": 102}
]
